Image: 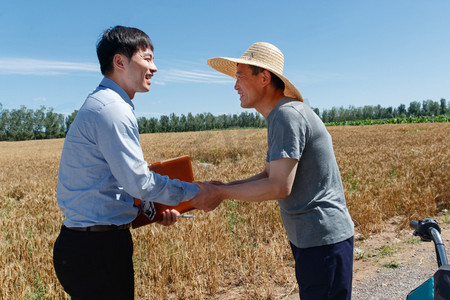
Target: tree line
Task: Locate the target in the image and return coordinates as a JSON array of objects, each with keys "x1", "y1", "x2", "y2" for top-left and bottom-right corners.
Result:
[
  {"x1": 136, "y1": 112, "x2": 266, "y2": 134},
  {"x1": 0, "y1": 103, "x2": 265, "y2": 141},
  {"x1": 315, "y1": 98, "x2": 448, "y2": 123},
  {"x1": 0, "y1": 98, "x2": 448, "y2": 141},
  {"x1": 0, "y1": 104, "x2": 77, "y2": 141}
]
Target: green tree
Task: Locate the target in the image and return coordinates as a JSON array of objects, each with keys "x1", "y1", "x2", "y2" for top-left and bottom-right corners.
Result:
[
  {"x1": 215, "y1": 114, "x2": 225, "y2": 129},
  {"x1": 149, "y1": 117, "x2": 159, "y2": 133},
  {"x1": 440, "y1": 98, "x2": 447, "y2": 115},
  {"x1": 44, "y1": 108, "x2": 65, "y2": 138},
  {"x1": 408, "y1": 101, "x2": 421, "y2": 117},
  {"x1": 196, "y1": 113, "x2": 205, "y2": 131},
  {"x1": 169, "y1": 113, "x2": 180, "y2": 132},
  {"x1": 312, "y1": 107, "x2": 320, "y2": 118},
  {"x1": 362, "y1": 106, "x2": 374, "y2": 119},
  {"x1": 179, "y1": 114, "x2": 188, "y2": 131},
  {"x1": 397, "y1": 104, "x2": 407, "y2": 117},
  {"x1": 8, "y1": 106, "x2": 34, "y2": 140},
  {"x1": 329, "y1": 107, "x2": 338, "y2": 122},
  {"x1": 33, "y1": 106, "x2": 46, "y2": 139},
  {"x1": 187, "y1": 113, "x2": 195, "y2": 131},
  {"x1": 421, "y1": 100, "x2": 431, "y2": 116},
  {"x1": 205, "y1": 113, "x2": 215, "y2": 130},
  {"x1": 0, "y1": 103, "x2": 9, "y2": 141},
  {"x1": 427, "y1": 100, "x2": 440, "y2": 117},
  {"x1": 322, "y1": 110, "x2": 329, "y2": 123},
  {"x1": 159, "y1": 115, "x2": 169, "y2": 132},
  {"x1": 137, "y1": 117, "x2": 149, "y2": 134},
  {"x1": 65, "y1": 110, "x2": 78, "y2": 133},
  {"x1": 385, "y1": 106, "x2": 393, "y2": 119}
]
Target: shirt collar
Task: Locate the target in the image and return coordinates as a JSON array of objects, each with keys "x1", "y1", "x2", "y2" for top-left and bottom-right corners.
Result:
[{"x1": 99, "y1": 77, "x2": 135, "y2": 110}]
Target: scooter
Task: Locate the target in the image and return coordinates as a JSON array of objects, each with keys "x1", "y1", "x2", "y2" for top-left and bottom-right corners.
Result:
[{"x1": 406, "y1": 218, "x2": 449, "y2": 300}]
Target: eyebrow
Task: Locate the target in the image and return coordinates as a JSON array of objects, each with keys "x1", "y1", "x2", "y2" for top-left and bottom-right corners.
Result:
[{"x1": 141, "y1": 51, "x2": 153, "y2": 58}]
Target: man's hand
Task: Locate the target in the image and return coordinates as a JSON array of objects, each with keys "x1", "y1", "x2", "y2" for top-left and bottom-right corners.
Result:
[
  {"x1": 190, "y1": 181, "x2": 224, "y2": 212},
  {"x1": 157, "y1": 209, "x2": 180, "y2": 226}
]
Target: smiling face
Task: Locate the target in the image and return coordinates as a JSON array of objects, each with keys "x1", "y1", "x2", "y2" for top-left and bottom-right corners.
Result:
[
  {"x1": 122, "y1": 48, "x2": 157, "y2": 99},
  {"x1": 234, "y1": 64, "x2": 263, "y2": 109}
]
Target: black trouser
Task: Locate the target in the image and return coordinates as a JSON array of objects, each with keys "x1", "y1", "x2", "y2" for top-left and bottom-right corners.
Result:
[
  {"x1": 53, "y1": 226, "x2": 134, "y2": 300},
  {"x1": 290, "y1": 237, "x2": 354, "y2": 300}
]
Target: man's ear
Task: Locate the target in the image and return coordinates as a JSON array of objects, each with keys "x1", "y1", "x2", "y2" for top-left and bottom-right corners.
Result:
[
  {"x1": 112, "y1": 53, "x2": 128, "y2": 72},
  {"x1": 261, "y1": 70, "x2": 272, "y2": 87}
]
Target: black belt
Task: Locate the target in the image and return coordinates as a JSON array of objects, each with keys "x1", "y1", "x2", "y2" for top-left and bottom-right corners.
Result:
[{"x1": 65, "y1": 223, "x2": 131, "y2": 232}]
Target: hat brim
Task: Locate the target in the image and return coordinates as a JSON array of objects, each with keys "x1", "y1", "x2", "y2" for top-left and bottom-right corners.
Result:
[{"x1": 207, "y1": 57, "x2": 303, "y2": 102}]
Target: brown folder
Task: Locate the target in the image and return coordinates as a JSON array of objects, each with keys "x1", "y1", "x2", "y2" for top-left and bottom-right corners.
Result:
[{"x1": 132, "y1": 155, "x2": 195, "y2": 229}]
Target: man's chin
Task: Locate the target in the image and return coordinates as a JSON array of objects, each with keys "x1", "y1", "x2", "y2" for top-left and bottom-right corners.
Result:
[
  {"x1": 240, "y1": 102, "x2": 250, "y2": 109},
  {"x1": 139, "y1": 86, "x2": 151, "y2": 93}
]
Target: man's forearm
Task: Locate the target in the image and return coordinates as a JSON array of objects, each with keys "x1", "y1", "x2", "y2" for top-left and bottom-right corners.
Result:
[
  {"x1": 227, "y1": 171, "x2": 268, "y2": 185},
  {"x1": 220, "y1": 158, "x2": 297, "y2": 203},
  {"x1": 220, "y1": 177, "x2": 287, "y2": 203}
]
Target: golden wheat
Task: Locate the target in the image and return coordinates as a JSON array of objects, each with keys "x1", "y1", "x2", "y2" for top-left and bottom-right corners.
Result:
[{"x1": 0, "y1": 123, "x2": 448, "y2": 299}]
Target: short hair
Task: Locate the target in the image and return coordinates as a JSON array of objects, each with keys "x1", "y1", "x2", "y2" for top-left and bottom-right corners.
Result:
[
  {"x1": 248, "y1": 65, "x2": 285, "y2": 91},
  {"x1": 96, "y1": 25, "x2": 154, "y2": 76}
]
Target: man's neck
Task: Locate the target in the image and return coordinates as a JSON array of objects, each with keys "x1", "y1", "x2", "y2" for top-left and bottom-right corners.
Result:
[
  {"x1": 106, "y1": 74, "x2": 135, "y2": 100},
  {"x1": 255, "y1": 90, "x2": 285, "y2": 119}
]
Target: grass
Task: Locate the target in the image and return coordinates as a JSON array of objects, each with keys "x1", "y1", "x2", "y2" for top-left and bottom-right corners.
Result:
[
  {"x1": 0, "y1": 122, "x2": 449, "y2": 299},
  {"x1": 442, "y1": 210, "x2": 450, "y2": 223},
  {"x1": 405, "y1": 237, "x2": 421, "y2": 244},
  {"x1": 382, "y1": 260, "x2": 400, "y2": 269},
  {"x1": 354, "y1": 249, "x2": 374, "y2": 261},
  {"x1": 377, "y1": 244, "x2": 399, "y2": 258}
]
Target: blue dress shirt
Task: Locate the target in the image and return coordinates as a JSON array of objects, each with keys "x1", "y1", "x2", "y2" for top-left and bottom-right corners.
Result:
[{"x1": 56, "y1": 78, "x2": 200, "y2": 227}]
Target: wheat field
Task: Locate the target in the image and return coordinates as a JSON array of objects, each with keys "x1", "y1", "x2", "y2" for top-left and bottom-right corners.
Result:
[{"x1": 0, "y1": 123, "x2": 449, "y2": 299}]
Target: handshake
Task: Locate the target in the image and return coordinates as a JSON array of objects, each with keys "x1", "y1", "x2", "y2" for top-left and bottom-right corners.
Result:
[
  {"x1": 134, "y1": 156, "x2": 250, "y2": 228},
  {"x1": 190, "y1": 180, "x2": 228, "y2": 213},
  {"x1": 151, "y1": 180, "x2": 231, "y2": 227},
  {"x1": 137, "y1": 155, "x2": 272, "y2": 227}
]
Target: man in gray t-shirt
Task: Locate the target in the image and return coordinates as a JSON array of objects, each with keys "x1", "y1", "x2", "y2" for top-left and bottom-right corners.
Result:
[
  {"x1": 195, "y1": 42, "x2": 354, "y2": 300},
  {"x1": 267, "y1": 98, "x2": 354, "y2": 249}
]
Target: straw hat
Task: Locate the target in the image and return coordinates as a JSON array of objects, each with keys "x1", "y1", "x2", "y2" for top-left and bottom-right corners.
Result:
[{"x1": 207, "y1": 42, "x2": 303, "y2": 102}]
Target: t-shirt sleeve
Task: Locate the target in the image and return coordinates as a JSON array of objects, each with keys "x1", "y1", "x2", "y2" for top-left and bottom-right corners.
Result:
[{"x1": 267, "y1": 107, "x2": 309, "y2": 162}]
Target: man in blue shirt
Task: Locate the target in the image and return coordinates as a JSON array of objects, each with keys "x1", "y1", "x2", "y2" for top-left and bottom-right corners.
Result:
[{"x1": 53, "y1": 25, "x2": 214, "y2": 299}]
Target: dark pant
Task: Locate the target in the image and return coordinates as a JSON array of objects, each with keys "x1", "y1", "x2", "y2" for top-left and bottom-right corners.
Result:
[
  {"x1": 53, "y1": 226, "x2": 134, "y2": 300},
  {"x1": 290, "y1": 237, "x2": 354, "y2": 300}
]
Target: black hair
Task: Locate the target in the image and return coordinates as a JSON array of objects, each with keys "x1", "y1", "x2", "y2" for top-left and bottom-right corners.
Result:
[
  {"x1": 96, "y1": 25, "x2": 154, "y2": 75},
  {"x1": 248, "y1": 65, "x2": 285, "y2": 91}
]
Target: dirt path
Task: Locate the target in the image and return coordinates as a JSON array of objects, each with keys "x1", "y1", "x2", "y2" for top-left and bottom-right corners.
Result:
[{"x1": 284, "y1": 215, "x2": 450, "y2": 300}]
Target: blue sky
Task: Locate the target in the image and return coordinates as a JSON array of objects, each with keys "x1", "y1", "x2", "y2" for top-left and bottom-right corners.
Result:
[{"x1": 1, "y1": 0, "x2": 449, "y2": 118}]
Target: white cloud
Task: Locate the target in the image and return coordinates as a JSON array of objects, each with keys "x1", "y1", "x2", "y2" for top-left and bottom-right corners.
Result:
[
  {"x1": 0, "y1": 57, "x2": 232, "y2": 85},
  {"x1": 154, "y1": 69, "x2": 233, "y2": 85},
  {"x1": 33, "y1": 96, "x2": 47, "y2": 102},
  {"x1": 135, "y1": 111, "x2": 165, "y2": 118},
  {"x1": 0, "y1": 58, "x2": 99, "y2": 75}
]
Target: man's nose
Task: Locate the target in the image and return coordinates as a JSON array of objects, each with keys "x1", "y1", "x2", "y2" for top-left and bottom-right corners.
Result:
[{"x1": 150, "y1": 62, "x2": 157, "y2": 73}]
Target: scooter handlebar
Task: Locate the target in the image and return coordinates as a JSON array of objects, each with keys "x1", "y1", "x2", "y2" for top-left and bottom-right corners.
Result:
[{"x1": 410, "y1": 220, "x2": 419, "y2": 230}]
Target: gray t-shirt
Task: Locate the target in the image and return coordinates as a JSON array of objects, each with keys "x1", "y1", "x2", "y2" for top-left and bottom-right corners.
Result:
[{"x1": 266, "y1": 98, "x2": 354, "y2": 248}]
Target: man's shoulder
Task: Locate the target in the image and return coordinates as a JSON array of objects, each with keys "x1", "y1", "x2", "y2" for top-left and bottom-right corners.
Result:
[
  {"x1": 278, "y1": 98, "x2": 306, "y2": 112},
  {"x1": 271, "y1": 99, "x2": 306, "y2": 122},
  {"x1": 277, "y1": 99, "x2": 322, "y2": 126},
  {"x1": 88, "y1": 86, "x2": 126, "y2": 106},
  {"x1": 81, "y1": 87, "x2": 132, "y2": 116},
  {"x1": 75, "y1": 88, "x2": 134, "y2": 128}
]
